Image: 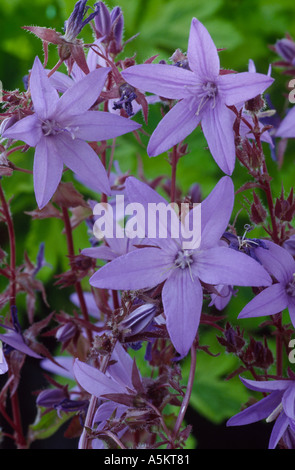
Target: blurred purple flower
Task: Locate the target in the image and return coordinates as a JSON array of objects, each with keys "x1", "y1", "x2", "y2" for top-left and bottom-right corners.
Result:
[
  {"x1": 2, "y1": 56, "x2": 141, "y2": 209},
  {"x1": 227, "y1": 376, "x2": 295, "y2": 449},
  {"x1": 88, "y1": 176, "x2": 272, "y2": 357},
  {"x1": 121, "y1": 18, "x2": 274, "y2": 174},
  {"x1": 276, "y1": 107, "x2": 295, "y2": 139},
  {"x1": 238, "y1": 240, "x2": 295, "y2": 327}
]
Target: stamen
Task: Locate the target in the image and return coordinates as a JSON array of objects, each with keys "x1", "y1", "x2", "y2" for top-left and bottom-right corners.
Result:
[
  {"x1": 266, "y1": 402, "x2": 283, "y2": 423},
  {"x1": 195, "y1": 81, "x2": 218, "y2": 116}
]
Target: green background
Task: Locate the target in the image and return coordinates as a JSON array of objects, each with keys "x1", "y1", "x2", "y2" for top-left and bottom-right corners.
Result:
[{"x1": 1, "y1": 0, "x2": 295, "y2": 448}]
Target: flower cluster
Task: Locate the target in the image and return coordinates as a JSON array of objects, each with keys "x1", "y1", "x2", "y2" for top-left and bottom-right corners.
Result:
[{"x1": 1, "y1": 0, "x2": 295, "y2": 451}]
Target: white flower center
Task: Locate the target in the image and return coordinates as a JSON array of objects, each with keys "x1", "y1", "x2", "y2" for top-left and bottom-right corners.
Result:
[
  {"x1": 286, "y1": 273, "x2": 295, "y2": 297},
  {"x1": 174, "y1": 249, "x2": 194, "y2": 270},
  {"x1": 196, "y1": 81, "x2": 218, "y2": 116},
  {"x1": 41, "y1": 119, "x2": 79, "y2": 139}
]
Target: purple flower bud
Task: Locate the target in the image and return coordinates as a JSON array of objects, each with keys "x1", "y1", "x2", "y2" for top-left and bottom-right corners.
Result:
[
  {"x1": 120, "y1": 304, "x2": 157, "y2": 336},
  {"x1": 94, "y1": 1, "x2": 112, "y2": 38},
  {"x1": 56, "y1": 322, "x2": 77, "y2": 343},
  {"x1": 36, "y1": 388, "x2": 68, "y2": 408},
  {"x1": 275, "y1": 38, "x2": 295, "y2": 65},
  {"x1": 110, "y1": 6, "x2": 124, "y2": 48}
]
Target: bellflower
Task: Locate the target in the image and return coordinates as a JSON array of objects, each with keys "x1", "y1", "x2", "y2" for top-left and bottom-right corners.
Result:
[
  {"x1": 88, "y1": 176, "x2": 272, "y2": 357},
  {"x1": 227, "y1": 376, "x2": 295, "y2": 449},
  {"x1": 238, "y1": 241, "x2": 295, "y2": 327},
  {"x1": 121, "y1": 18, "x2": 274, "y2": 175},
  {"x1": 2, "y1": 56, "x2": 141, "y2": 209}
]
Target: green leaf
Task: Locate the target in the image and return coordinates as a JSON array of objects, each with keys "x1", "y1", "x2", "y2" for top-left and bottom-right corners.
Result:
[{"x1": 29, "y1": 407, "x2": 73, "y2": 441}]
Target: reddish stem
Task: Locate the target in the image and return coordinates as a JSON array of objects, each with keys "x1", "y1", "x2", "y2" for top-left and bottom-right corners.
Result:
[{"x1": 61, "y1": 207, "x2": 93, "y2": 344}]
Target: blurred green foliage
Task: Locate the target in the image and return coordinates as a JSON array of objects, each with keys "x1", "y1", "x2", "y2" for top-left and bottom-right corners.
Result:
[{"x1": 1, "y1": 0, "x2": 295, "y2": 441}]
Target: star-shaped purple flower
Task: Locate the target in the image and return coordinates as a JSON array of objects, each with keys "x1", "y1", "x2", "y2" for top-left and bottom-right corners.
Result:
[
  {"x1": 121, "y1": 18, "x2": 274, "y2": 175},
  {"x1": 2, "y1": 56, "x2": 141, "y2": 209},
  {"x1": 238, "y1": 240, "x2": 295, "y2": 327},
  {"x1": 227, "y1": 376, "x2": 295, "y2": 449},
  {"x1": 88, "y1": 176, "x2": 272, "y2": 357}
]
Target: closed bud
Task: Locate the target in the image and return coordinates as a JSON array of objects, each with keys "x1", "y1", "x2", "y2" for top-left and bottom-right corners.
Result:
[
  {"x1": 275, "y1": 38, "x2": 295, "y2": 65},
  {"x1": 36, "y1": 388, "x2": 68, "y2": 408},
  {"x1": 56, "y1": 322, "x2": 77, "y2": 343}
]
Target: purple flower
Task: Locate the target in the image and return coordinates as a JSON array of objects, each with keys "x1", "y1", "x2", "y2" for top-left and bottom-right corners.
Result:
[
  {"x1": 2, "y1": 56, "x2": 141, "y2": 209},
  {"x1": 276, "y1": 107, "x2": 295, "y2": 138},
  {"x1": 121, "y1": 18, "x2": 274, "y2": 175},
  {"x1": 238, "y1": 241, "x2": 295, "y2": 327},
  {"x1": 0, "y1": 307, "x2": 42, "y2": 374},
  {"x1": 88, "y1": 176, "x2": 272, "y2": 357},
  {"x1": 227, "y1": 376, "x2": 295, "y2": 449}
]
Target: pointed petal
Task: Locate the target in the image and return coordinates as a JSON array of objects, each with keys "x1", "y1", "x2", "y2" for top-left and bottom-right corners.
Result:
[
  {"x1": 227, "y1": 392, "x2": 282, "y2": 427},
  {"x1": 218, "y1": 72, "x2": 274, "y2": 106},
  {"x1": 282, "y1": 384, "x2": 295, "y2": 419},
  {"x1": 56, "y1": 67, "x2": 110, "y2": 120},
  {"x1": 30, "y1": 56, "x2": 59, "y2": 120},
  {"x1": 73, "y1": 359, "x2": 126, "y2": 397},
  {"x1": 201, "y1": 100, "x2": 236, "y2": 175},
  {"x1": 187, "y1": 18, "x2": 220, "y2": 80},
  {"x1": 121, "y1": 64, "x2": 200, "y2": 100},
  {"x1": 194, "y1": 246, "x2": 272, "y2": 287},
  {"x1": 238, "y1": 283, "x2": 289, "y2": 319},
  {"x1": 66, "y1": 110, "x2": 141, "y2": 141},
  {"x1": 197, "y1": 176, "x2": 234, "y2": 248},
  {"x1": 0, "y1": 331, "x2": 42, "y2": 359},
  {"x1": 255, "y1": 240, "x2": 295, "y2": 283},
  {"x1": 276, "y1": 107, "x2": 295, "y2": 138},
  {"x1": 0, "y1": 353, "x2": 8, "y2": 374},
  {"x1": 162, "y1": 268, "x2": 203, "y2": 356},
  {"x1": 240, "y1": 377, "x2": 290, "y2": 393},
  {"x1": 33, "y1": 138, "x2": 64, "y2": 209},
  {"x1": 89, "y1": 247, "x2": 172, "y2": 290},
  {"x1": 49, "y1": 70, "x2": 74, "y2": 93},
  {"x1": 56, "y1": 134, "x2": 111, "y2": 196},
  {"x1": 268, "y1": 412, "x2": 289, "y2": 449},
  {"x1": 2, "y1": 114, "x2": 42, "y2": 147},
  {"x1": 147, "y1": 98, "x2": 201, "y2": 157},
  {"x1": 125, "y1": 176, "x2": 180, "y2": 253}
]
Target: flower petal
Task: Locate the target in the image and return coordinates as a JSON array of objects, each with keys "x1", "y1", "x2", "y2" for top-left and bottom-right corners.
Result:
[
  {"x1": 238, "y1": 283, "x2": 289, "y2": 320},
  {"x1": 56, "y1": 134, "x2": 111, "y2": 196},
  {"x1": 147, "y1": 98, "x2": 201, "y2": 157},
  {"x1": 194, "y1": 246, "x2": 272, "y2": 287},
  {"x1": 2, "y1": 114, "x2": 42, "y2": 147},
  {"x1": 218, "y1": 72, "x2": 274, "y2": 106},
  {"x1": 30, "y1": 56, "x2": 59, "y2": 119},
  {"x1": 33, "y1": 137, "x2": 64, "y2": 209},
  {"x1": 89, "y1": 247, "x2": 172, "y2": 290},
  {"x1": 276, "y1": 107, "x2": 295, "y2": 138},
  {"x1": 227, "y1": 392, "x2": 282, "y2": 427},
  {"x1": 121, "y1": 64, "x2": 200, "y2": 100},
  {"x1": 73, "y1": 359, "x2": 126, "y2": 397},
  {"x1": 268, "y1": 412, "x2": 289, "y2": 449},
  {"x1": 256, "y1": 240, "x2": 295, "y2": 283},
  {"x1": 282, "y1": 384, "x2": 295, "y2": 420},
  {"x1": 66, "y1": 110, "x2": 141, "y2": 141},
  {"x1": 162, "y1": 268, "x2": 203, "y2": 357},
  {"x1": 201, "y1": 100, "x2": 236, "y2": 175},
  {"x1": 240, "y1": 377, "x2": 290, "y2": 393},
  {"x1": 56, "y1": 67, "x2": 110, "y2": 120},
  {"x1": 125, "y1": 176, "x2": 180, "y2": 253},
  {"x1": 187, "y1": 18, "x2": 220, "y2": 80},
  {"x1": 197, "y1": 176, "x2": 234, "y2": 248}
]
